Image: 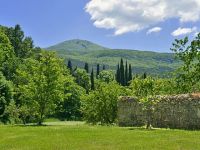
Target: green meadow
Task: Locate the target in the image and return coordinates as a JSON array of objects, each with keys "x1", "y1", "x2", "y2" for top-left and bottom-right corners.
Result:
[{"x1": 0, "y1": 122, "x2": 200, "y2": 150}]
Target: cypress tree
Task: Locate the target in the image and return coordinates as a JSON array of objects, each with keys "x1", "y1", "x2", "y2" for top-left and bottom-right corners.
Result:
[
  {"x1": 120, "y1": 58, "x2": 125, "y2": 86},
  {"x1": 84, "y1": 62, "x2": 89, "y2": 73},
  {"x1": 90, "y1": 68, "x2": 95, "y2": 90},
  {"x1": 96, "y1": 64, "x2": 100, "y2": 78},
  {"x1": 67, "y1": 60, "x2": 72, "y2": 73},
  {"x1": 116, "y1": 63, "x2": 120, "y2": 83},
  {"x1": 128, "y1": 64, "x2": 133, "y2": 83},
  {"x1": 125, "y1": 61, "x2": 128, "y2": 86},
  {"x1": 103, "y1": 65, "x2": 106, "y2": 70},
  {"x1": 143, "y1": 72, "x2": 147, "y2": 79}
]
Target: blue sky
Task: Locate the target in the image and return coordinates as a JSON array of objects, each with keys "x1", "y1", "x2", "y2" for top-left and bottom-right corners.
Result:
[{"x1": 0, "y1": 0, "x2": 200, "y2": 52}]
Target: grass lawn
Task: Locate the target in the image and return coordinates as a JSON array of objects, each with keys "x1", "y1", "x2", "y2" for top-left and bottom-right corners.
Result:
[{"x1": 0, "y1": 122, "x2": 200, "y2": 150}]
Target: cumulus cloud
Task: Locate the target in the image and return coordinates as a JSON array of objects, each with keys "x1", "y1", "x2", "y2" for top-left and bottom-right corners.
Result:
[
  {"x1": 171, "y1": 27, "x2": 197, "y2": 36},
  {"x1": 147, "y1": 27, "x2": 162, "y2": 34},
  {"x1": 85, "y1": 0, "x2": 200, "y2": 35}
]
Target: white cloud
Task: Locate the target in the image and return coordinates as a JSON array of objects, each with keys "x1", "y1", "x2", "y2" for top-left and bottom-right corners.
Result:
[
  {"x1": 147, "y1": 27, "x2": 162, "y2": 34},
  {"x1": 171, "y1": 27, "x2": 197, "y2": 36},
  {"x1": 85, "y1": 0, "x2": 200, "y2": 35}
]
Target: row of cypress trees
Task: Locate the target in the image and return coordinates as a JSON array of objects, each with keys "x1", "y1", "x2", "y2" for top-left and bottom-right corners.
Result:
[
  {"x1": 116, "y1": 58, "x2": 132, "y2": 86},
  {"x1": 67, "y1": 59, "x2": 133, "y2": 87},
  {"x1": 67, "y1": 60, "x2": 106, "y2": 90}
]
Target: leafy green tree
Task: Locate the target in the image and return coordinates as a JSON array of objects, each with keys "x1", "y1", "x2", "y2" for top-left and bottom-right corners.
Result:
[
  {"x1": 90, "y1": 68, "x2": 95, "y2": 90},
  {"x1": 7, "y1": 24, "x2": 24, "y2": 58},
  {"x1": 82, "y1": 81, "x2": 126, "y2": 124},
  {"x1": 130, "y1": 77, "x2": 156, "y2": 129},
  {"x1": 0, "y1": 30, "x2": 16, "y2": 80},
  {"x1": 130, "y1": 77, "x2": 177, "y2": 129},
  {"x1": 99, "y1": 70, "x2": 114, "y2": 83},
  {"x1": 55, "y1": 78, "x2": 85, "y2": 120},
  {"x1": 4, "y1": 100, "x2": 20, "y2": 124},
  {"x1": 74, "y1": 68, "x2": 90, "y2": 94},
  {"x1": 17, "y1": 51, "x2": 66, "y2": 125},
  {"x1": 20, "y1": 37, "x2": 34, "y2": 58},
  {"x1": 0, "y1": 72, "x2": 13, "y2": 123},
  {"x1": 171, "y1": 33, "x2": 200, "y2": 93}
]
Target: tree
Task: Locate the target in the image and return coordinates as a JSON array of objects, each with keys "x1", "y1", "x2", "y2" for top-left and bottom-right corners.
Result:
[
  {"x1": 120, "y1": 58, "x2": 125, "y2": 86},
  {"x1": 90, "y1": 68, "x2": 95, "y2": 90},
  {"x1": 128, "y1": 64, "x2": 132, "y2": 82},
  {"x1": 96, "y1": 64, "x2": 100, "y2": 78},
  {"x1": 143, "y1": 72, "x2": 147, "y2": 79},
  {"x1": 171, "y1": 33, "x2": 200, "y2": 93},
  {"x1": 74, "y1": 68, "x2": 90, "y2": 94},
  {"x1": 130, "y1": 77, "x2": 157, "y2": 129},
  {"x1": 67, "y1": 60, "x2": 73, "y2": 73},
  {"x1": 130, "y1": 77, "x2": 177, "y2": 129},
  {"x1": 116, "y1": 63, "x2": 120, "y2": 83},
  {"x1": 0, "y1": 30, "x2": 16, "y2": 80},
  {"x1": 8, "y1": 25, "x2": 25, "y2": 58},
  {"x1": 20, "y1": 37, "x2": 34, "y2": 58},
  {"x1": 17, "y1": 51, "x2": 66, "y2": 125},
  {"x1": 82, "y1": 81, "x2": 126, "y2": 124},
  {"x1": 55, "y1": 78, "x2": 85, "y2": 121},
  {"x1": 0, "y1": 72, "x2": 13, "y2": 123},
  {"x1": 125, "y1": 61, "x2": 128, "y2": 85},
  {"x1": 84, "y1": 62, "x2": 89, "y2": 73},
  {"x1": 103, "y1": 65, "x2": 106, "y2": 70},
  {"x1": 99, "y1": 70, "x2": 114, "y2": 83}
]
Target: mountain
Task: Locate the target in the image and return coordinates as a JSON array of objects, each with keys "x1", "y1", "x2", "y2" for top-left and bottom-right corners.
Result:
[
  {"x1": 46, "y1": 39, "x2": 181, "y2": 76},
  {"x1": 47, "y1": 39, "x2": 108, "y2": 52}
]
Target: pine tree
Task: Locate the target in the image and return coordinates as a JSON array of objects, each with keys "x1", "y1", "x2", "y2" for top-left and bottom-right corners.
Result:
[
  {"x1": 128, "y1": 64, "x2": 133, "y2": 83},
  {"x1": 125, "y1": 61, "x2": 128, "y2": 86},
  {"x1": 90, "y1": 68, "x2": 95, "y2": 90},
  {"x1": 96, "y1": 64, "x2": 100, "y2": 78},
  {"x1": 120, "y1": 58, "x2": 125, "y2": 86},
  {"x1": 67, "y1": 60, "x2": 72, "y2": 73},
  {"x1": 84, "y1": 62, "x2": 89, "y2": 73}
]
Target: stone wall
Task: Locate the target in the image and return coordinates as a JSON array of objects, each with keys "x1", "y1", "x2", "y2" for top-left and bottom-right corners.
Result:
[{"x1": 118, "y1": 94, "x2": 200, "y2": 129}]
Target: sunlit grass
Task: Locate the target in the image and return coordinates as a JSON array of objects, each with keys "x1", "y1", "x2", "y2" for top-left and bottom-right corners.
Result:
[{"x1": 0, "y1": 122, "x2": 199, "y2": 150}]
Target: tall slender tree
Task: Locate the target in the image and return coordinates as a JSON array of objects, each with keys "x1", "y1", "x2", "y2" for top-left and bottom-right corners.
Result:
[
  {"x1": 96, "y1": 64, "x2": 100, "y2": 78},
  {"x1": 128, "y1": 64, "x2": 133, "y2": 82},
  {"x1": 125, "y1": 61, "x2": 128, "y2": 86},
  {"x1": 116, "y1": 64, "x2": 120, "y2": 83},
  {"x1": 103, "y1": 65, "x2": 106, "y2": 70},
  {"x1": 120, "y1": 58, "x2": 125, "y2": 86},
  {"x1": 67, "y1": 60, "x2": 72, "y2": 73},
  {"x1": 84, "y1": 62, "x2": 89, "y2": 73},
  {"x1": 143, "y1": 72, "x2": 147, "y2": 79},
  {"x1": 128, "y1": 64, "x2": 133, "y2": 85},
  {"x1": 90, "y1": 68, "x2": 95, "y2": 90}
]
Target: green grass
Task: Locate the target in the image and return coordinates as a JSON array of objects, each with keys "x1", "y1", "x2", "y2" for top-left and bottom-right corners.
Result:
[{"x1": 0, "y1": 122, "x2": 199, "y2": 150}]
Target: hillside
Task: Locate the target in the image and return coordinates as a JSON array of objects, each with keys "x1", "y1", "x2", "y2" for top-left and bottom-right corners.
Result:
[{"x1": 46, "y1": 39, "x2": 181, "y2": 76}]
